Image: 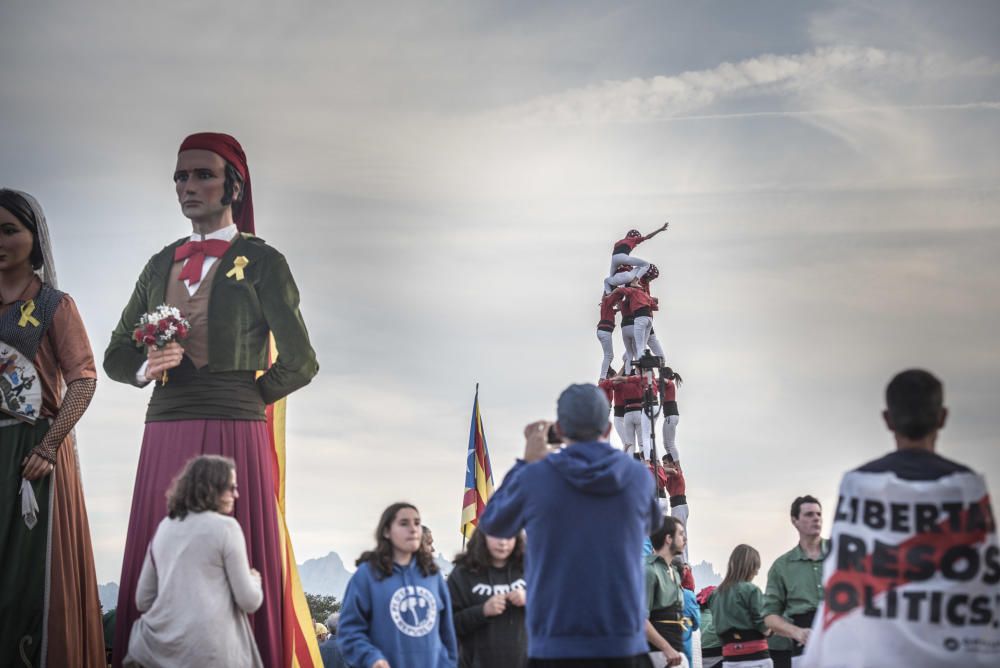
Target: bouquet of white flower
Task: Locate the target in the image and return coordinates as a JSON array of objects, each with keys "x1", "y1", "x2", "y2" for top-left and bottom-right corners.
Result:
[{"x1": 132, "y1": 304, "x2": 191, "y2": 384}]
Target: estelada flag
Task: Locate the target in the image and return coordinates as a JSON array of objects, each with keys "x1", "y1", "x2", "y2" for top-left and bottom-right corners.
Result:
[
  {"x1": 461, "y1": 385, "x2": 494, "y2": 539},
  {"x1": 802, "y1": 449, "x2": 999, "y2": 668},
  {"x1": 262, "y1": 336, "x2": 323, "y2": 667}
]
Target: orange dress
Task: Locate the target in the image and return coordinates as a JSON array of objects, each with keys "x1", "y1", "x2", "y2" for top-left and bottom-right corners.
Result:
[{"x1": 0, "y1": 279, "x2": 104, "y2": 667}]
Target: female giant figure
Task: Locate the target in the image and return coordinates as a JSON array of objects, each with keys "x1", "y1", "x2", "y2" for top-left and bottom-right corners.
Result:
[{"x1": 0, "y1": 189, "x2": 103, "y2": 666}]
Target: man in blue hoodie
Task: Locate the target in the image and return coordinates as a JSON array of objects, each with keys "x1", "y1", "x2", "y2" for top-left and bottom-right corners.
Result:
[{"x1": 479, "y1": 383, "x2": 663, "y2": 667}]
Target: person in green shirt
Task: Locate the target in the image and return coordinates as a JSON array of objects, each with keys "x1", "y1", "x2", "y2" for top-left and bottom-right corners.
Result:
[
  {"x1": 645, "y1": 515, "x2": 687, "y2": 667},
  {"x1": 763, "y1": 495, "x2": 829, "y2": 668},
  {"x1": 696, "y1": 586, "x2": 723, "y2": 668},
  {"x1": 710, "y1": 544, "x2": 771, "y2": 667}
]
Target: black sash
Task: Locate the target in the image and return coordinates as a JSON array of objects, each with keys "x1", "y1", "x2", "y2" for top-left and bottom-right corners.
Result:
[
  {"x1": 649, "y1": 605, "x2": 684, "y2": 652},
  {"x1": 719, "y1": 629, "x2": 766, "y2": 644},
  {"x1": 790, "y1": 610, "x2": 816, "y2": 628},
  {"x1": 787, "y1": 609, "x2": 817, "y2": 656}
]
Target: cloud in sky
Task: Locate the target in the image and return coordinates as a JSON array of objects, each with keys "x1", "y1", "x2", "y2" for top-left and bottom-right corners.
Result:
[
  {"x1": 2, "y1": 1, "x2": 999, "y2": 585},
  {"x1": 489, "y1": 46, "x2": 1000, "y2": 126}
]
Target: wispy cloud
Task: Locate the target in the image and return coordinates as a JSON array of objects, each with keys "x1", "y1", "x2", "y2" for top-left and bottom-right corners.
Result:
[
  {"x1": 637, "y1": 101, "x2": 1000, "y2": 124},
  {"x1": 491, "y1": 46, "x2": 1000, "y2": 126}
]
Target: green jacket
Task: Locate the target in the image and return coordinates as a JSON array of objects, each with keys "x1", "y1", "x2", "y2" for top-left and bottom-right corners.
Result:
[
  {"x1": 709, "y1": 581, "x2": 767, "y2": 637},
  {"x1": 104, "y1": 234, "x2": 318, "y2": 405},
  {"x1": 700, "y1": 605, "x2": 721, "y2": 649}
]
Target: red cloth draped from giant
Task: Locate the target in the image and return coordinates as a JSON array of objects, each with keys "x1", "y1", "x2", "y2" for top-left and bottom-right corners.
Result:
[{"x1": 178, "y1": 132, "x2": 255, "y2": 234}]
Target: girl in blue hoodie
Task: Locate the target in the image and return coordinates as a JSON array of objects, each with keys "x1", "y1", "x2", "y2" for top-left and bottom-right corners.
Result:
[{"x1": 338, "y1": 502, "x2": 458, "y2": 668}]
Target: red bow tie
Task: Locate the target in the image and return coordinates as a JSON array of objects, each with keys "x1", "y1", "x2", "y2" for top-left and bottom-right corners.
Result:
[{"x1": 174, "y1": 239, "x2": 232, "y2": 284}]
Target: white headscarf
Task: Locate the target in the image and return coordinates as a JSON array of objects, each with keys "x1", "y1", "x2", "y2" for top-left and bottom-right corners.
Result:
[
  {"x1": 1, "y1": 189, "x2": 61, "y2": 527},
  {"x1": 9, "y1": 189, "x2": 59, "y2": 289}
]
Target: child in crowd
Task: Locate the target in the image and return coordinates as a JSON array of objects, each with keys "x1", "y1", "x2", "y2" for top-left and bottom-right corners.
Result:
[
  {"x1": 338, "y1": 503, "x2": 458, "y2": 668},
  {"x1": 710, "y1": 545, "x2": 771, "y2": 668},
  {"x1": 448, "y1": 529, "x2": 528, "y2": 668}
]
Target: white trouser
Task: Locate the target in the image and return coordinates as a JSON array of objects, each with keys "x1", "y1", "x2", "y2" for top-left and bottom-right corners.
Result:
[
  {"x1": 670, "y1": 502, "x2": 688, "y2": 527},
  {"x1": 722, "y1": 659, "x2": 772, "y2": 668},
  {"x1": 622, "y1": 325, "x2": 635, "y2": 373},
  {"x1": 596, "y1": 329, "x2": 614, "y2": 379},
  {"x1": 604, "y1": 254, "x2": 650, "y2": 293},
  {"x1": 702, "y1": 658, "x2": 723, "y2": 668},
  {"x1": 633, "y1": 315, "x2": 653, "y2": 360},
  {"x1": 613, "y1": 415, "x2": 628, "y2": 451},
  {"x1": 648, "y1": 327, "x2": 664, "y2": 358},
  {"x1": 609, "y1": 252, "x2": 650, "y2": 276},
  {"x1": 670, "y1": 502, "x2": 689, "y2": 562},
  {"x1": 649, "y1": 652, "x2": 690, "y2": 668},
  {"x1": 625, "y1": 326, "x2": 662, "y2": 375},
  {"x1": 662, "y1": 414, "x2": 680, "y2": 462},
  {"x1": 623, "y1": 410, "x2": 651, "y2": 458}
]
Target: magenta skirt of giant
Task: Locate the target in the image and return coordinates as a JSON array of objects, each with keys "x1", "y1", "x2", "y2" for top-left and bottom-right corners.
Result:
[{"x1": 112, "y1": 420, "x2": 283, "y2": 668}]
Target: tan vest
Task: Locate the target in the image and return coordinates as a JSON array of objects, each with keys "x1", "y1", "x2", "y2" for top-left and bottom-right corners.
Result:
[{"x1": 164, "y1": 259, "x2": 222, "y2": 369}]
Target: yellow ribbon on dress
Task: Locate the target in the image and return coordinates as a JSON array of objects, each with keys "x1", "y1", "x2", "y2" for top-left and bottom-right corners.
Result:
[
  {"x1": 226, "y1": 256, "x2": 249, "y2": 281},
  {"x1": 18, "y1": 300, "x2": 40, "y2": 328}
]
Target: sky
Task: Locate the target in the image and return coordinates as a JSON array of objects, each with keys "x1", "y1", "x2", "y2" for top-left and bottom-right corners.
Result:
[{"x1": 1, "y1": 1, "x2": 998, "y2": 587}]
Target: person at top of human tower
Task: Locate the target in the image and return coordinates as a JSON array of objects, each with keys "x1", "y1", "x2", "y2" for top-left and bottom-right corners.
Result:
[{"x1": 604, "y1": 222, "x2": 669, "y2": 294}]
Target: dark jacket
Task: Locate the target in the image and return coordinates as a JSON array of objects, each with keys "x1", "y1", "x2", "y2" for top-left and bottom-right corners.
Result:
[
  {"x1": 478, "y1": 440, "x2": 661, "y2": 659},
  {"x1": 318, "y1": 636, "x2": 348, "y2": 668},
  {"x1": 447, "y1": 562, "x2": 527, "y2": 668},
  {"x1": 104, "y1": 234, "x2": 318, "y2": 404}
]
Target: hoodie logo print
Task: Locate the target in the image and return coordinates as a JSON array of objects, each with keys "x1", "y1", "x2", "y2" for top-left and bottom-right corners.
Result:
[
  {"x1": 472, "y1": 579, "x2": 527, "y2": 596},
  {"x1": 389, "y1": 585, "x2": 437, "y2": 637}
]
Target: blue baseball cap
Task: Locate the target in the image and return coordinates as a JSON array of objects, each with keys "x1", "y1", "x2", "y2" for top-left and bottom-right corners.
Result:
[{"x1": 557, "y1": 383, "x2": 610, "y2": 440}]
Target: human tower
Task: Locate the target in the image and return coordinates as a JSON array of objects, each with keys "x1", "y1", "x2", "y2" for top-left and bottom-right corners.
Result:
[{"x1": 595, "y1": 223, "x2": 689, "y2": 532}]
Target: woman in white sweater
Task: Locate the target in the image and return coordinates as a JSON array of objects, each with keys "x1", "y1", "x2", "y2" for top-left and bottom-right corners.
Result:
[{"x1": 124, "y1": 455, "x2": 264, "y2": 667}]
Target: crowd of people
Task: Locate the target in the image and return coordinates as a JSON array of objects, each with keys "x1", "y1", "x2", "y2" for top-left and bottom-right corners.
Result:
[
  {"x1": 0, "y1": 131, "x2": 995, "y2": 668},
  {"x1": 320, "y1": 377, "x2": 995, "y2": 668}
]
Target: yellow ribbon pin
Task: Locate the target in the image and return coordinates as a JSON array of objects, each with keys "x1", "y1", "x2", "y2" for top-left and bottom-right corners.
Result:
[
  {"x1": 226, "y1": 256, "x2": 249, "y2": 281},
  {"x1": 18, "y1": 300, "x2": 40, "y2": 328}
]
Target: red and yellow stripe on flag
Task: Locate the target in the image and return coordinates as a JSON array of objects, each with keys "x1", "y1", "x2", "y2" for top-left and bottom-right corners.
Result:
[
  {"x1": 262, "y1": 335, "x2": 322, "y2": 668},
  {"x1": 461, "y1": 385, "x2": 494, "y2": 539}
]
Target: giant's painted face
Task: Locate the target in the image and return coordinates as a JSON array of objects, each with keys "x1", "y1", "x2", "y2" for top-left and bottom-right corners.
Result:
[
  {"x1": 173, "y1": 149, "x2": 233, "y2": 222},
  {"x1": 0, "y1": 206, "x2": 35, "y2": 274}
]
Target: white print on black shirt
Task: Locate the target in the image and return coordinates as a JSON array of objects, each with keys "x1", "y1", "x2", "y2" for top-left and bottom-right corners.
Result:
[
  {"x1": 389, "y1": 585, "x2": 437, "y2": 637},
  {"x1": 471, "y1": 578, "x2": 526, "y2": 596}
]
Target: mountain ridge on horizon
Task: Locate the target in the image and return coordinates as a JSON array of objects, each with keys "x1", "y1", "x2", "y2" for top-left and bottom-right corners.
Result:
[{"x1": 98, "y1": 551, "x2": 720, "y2": 610}]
